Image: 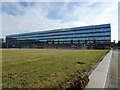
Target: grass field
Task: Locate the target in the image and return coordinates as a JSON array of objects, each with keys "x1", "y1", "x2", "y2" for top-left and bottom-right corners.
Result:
[{"x1": 2, "y1": 49, "x2": 108, "y2": 88}]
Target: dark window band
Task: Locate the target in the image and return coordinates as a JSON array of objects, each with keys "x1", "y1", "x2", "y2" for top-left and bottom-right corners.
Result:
[{"x1": 7, "y1": 26, "x2": 110, "y2": 37}]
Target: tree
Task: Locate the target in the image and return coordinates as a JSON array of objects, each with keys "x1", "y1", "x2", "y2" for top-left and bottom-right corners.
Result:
[
  {"x1": 78, "y1": 40, "x2": 80, "y2": 44},
  {"x1": 85, "y1": 40, "x2": 87, "y2": 44},
  {"x1": 46, "y1": 40, "x2": 48, "y2": 44},
  {"x1": 111, "y1": 40, "x2": 116, "y2": 47},
  {"x1": 117, "y1": 41, "x2": 120, "y2": 46},
  {"x1": 71, "y1": 40, "x2": 73, "y2": 44},
  {"x1": 58, "y1": 40, "x2": 59, "y2": 44},
  {"x1": 52, "y1": 40, "x2": 54, "y2": 44},
  {"x1": 93, "y1": 40, "x2": 96, "y2": 49}
]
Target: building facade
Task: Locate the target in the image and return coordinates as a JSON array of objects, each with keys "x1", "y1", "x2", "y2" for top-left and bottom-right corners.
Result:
[
  {"x1": 0, "y1": 38, "x2": 3, "y2": 48},
  {"x1": 6, "y1": 24, "x2": 111, "y2": 49}
]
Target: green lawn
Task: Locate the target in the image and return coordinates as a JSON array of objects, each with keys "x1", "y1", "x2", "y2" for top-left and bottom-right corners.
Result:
[{"x1": 2, "y1": 49, "x2": 108, "y2": 88}]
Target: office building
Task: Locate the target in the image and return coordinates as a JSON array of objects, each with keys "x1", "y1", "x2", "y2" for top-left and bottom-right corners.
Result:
[{"x1": 6, "y1": 24, "x2": 111, "y2": 49}]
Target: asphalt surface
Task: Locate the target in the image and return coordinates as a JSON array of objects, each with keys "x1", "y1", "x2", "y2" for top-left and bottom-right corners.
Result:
[{"x1": 105, "y1": 50, "x2": 119, "y2": 89}]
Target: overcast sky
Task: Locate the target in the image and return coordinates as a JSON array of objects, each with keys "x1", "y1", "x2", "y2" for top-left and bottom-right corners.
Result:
[{"x1": 0, "y1": 0, "x2": 119, "y2": 42}]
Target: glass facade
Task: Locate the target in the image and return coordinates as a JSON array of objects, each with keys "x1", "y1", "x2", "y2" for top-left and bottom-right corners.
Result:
[{"x1": 6, "y1": 24, "x2": 111, "y2": 49}]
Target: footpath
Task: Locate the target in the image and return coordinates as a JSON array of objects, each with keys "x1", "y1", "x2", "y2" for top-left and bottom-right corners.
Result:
[
  {"x1": 86, "y1": 50, "x2": 113, "y2": 88},
  {"x1": 105, "y1": 50, "x2": 118, "y2": 89}
]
